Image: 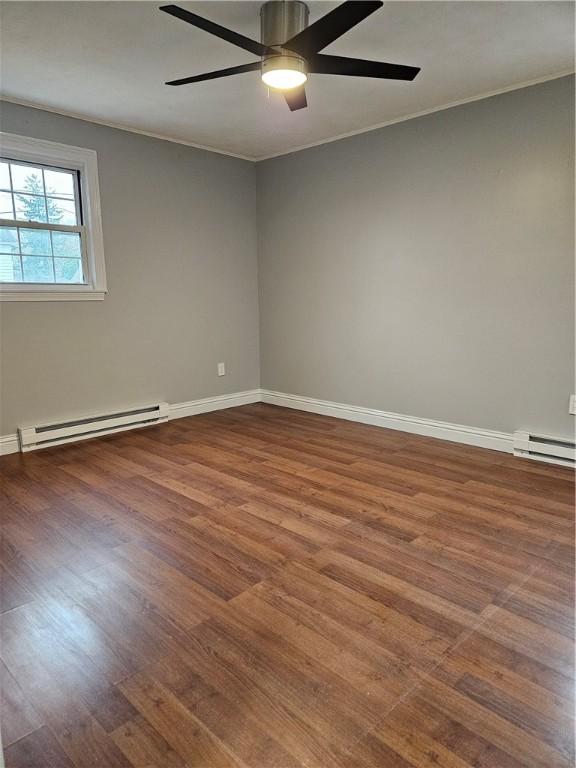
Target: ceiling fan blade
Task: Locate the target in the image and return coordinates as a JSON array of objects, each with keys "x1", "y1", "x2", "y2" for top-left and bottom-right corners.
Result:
[
  {"x1": 284, "y1": 86, "x2": 307, "y2": 111},
  {"x1": 310, "y1": 54, "x2": 420, "y2": 81},
  {"x1": 160, "y1": 4, "x2": 270, "y2": 57},
  {"x1": 166, "y1": 62, "x2": 260, "y2": 86},
  {"x1": 283, "y1": 1, "x2": 383, "y2": 57}
]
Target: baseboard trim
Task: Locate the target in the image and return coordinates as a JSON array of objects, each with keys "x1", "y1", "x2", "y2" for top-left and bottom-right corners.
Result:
[
  {"x1": 0, "y1": 390, "x2": 262, "y2": 457},
  {"x1": 169, "y1": 389, "x2": 262, "y2": 421},
  {"x1": 260, "y1": 389, "x2": 514, "y2": 453},
  {"x1": 0, "y1": 434, "x2": 19, "y2": 456},
  {"x1": 0, "y1": 389, "x2": 554, "y2": 459}
]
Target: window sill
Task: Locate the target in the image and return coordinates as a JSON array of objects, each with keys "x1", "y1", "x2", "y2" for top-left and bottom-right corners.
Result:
[{"x1": 0, "y1": 290, "x2": 106, "y2": 302}]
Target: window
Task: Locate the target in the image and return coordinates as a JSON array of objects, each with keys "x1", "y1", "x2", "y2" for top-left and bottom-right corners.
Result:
[
  {"x1": 0, "y1": 133, "x2": 106, "y2": 301},
  {"x1": 1, "y1": 159, "x2": 84, "y2": 285}
]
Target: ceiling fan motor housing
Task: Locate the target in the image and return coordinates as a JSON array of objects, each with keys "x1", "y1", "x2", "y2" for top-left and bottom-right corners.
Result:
[
  {"x1": 160, "y1": 2, "x2": 420, "y2": 109},
  {"x1": 260, "y1": 0, "x2": 309, "y2": 81}
]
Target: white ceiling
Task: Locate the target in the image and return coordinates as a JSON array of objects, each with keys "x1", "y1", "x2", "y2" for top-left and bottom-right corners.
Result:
[{"x1": 1, "y1": 1, "x2": 573, "y2": 160}]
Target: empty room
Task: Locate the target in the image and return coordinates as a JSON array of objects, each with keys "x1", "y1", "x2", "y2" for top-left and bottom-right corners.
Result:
[{"x1": 0, "y1": 1, "x2": 574, "y2": 766}]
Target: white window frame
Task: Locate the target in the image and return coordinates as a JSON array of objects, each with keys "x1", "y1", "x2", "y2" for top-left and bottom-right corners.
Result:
[{"x1": 0, "y1": 132, "x2": 107, "y2": 301}]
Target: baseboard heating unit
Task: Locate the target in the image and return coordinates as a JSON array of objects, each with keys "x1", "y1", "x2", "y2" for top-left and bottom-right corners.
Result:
[
  {"x1": 513, "y1": 431, "x2": 576, "y2": 467},
  {"x1": 18, "y1": 402, "x2": 169, "y2": 452}
]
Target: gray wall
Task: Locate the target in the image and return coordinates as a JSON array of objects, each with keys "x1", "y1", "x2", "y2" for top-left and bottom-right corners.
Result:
[
  {"x1": 1, "y1": 77, "x2": 574, "y2": 440},
  {"x1": 257, "y1": 76, "x2": 575, "y2": 439},
  {"x1": 0, "y1": 101, "x2": 259, "y2": 435}
]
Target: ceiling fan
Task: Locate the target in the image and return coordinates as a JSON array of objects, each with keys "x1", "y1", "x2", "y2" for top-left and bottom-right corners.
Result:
[{"x1": 160, "y1": 1, "x2": 420, "y2": 111}]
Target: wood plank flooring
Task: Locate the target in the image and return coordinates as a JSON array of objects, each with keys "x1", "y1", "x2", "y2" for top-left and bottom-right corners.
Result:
[{"x1": 0, "y1": 403, "x2": 574, "y2": 767}]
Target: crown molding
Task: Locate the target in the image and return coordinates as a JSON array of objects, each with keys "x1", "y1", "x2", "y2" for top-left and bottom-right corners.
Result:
[
  {"x1": 0, "y1": 96, "x2": 254, "y2": 162},
  {"x1": 2, "y1": 69, "x2": 573, "y2": 163},
  {"x1": 253, "y1": 69, "x2": 575, "y2": 161}
]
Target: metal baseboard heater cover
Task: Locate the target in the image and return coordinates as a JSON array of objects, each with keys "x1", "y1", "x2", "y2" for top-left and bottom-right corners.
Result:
[
  {"x1": 513, "y1": 430, "x2": 576, "y2": 467},
  {"x1": 18, "y1": 402, "x2": 169, "y2": 452}
]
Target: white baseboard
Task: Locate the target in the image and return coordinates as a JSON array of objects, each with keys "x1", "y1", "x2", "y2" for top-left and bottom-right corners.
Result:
[
  {"x1": 260, "y1": 389, "x2": 514, "y2": 454},
  {"x1": 0, "y1": 388, "x2": 555, "y2": 460},
  {"x1": 169, "y1": 389, "x2": 262, "y2": 420},
  {"x1": 0, "y1": 390, "x2": 262, "y2": 457},
  {"x1": 0, "y1": 434, "x2": 19, "y2": 456}
]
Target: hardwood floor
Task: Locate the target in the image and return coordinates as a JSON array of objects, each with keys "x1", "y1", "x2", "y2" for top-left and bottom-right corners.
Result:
[{"x1": 0, "y1": 403, "x2": 573, "y2": 768}]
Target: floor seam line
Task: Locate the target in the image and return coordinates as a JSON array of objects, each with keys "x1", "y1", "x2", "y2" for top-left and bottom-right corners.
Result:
[{"x1": 340, "y1": 537, "x2": 564, "y2": 760}]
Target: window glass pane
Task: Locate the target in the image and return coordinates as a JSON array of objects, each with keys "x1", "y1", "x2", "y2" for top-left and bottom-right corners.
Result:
[
  {"x1": 0, "y1": 145, "x2": 100, "y2": 293},
  {"x1": 14, "y1": 193, "x2": 47, "y2": 223},
  {"x1": 20, "y1": 228, "x2": 52, "y2": 256},
  {"x1": 10, "y1": 164, "x2": 44, "y2": 195},
  {"x1": 44, "y1": 169, "x2": 75, "y2": 200},
  {"x1": 54, "y1": 258, "x2": 83, "y2": 284},
  {"x1": 22, "y1": 256, "x2": 54, "y2": 283},
  {"x1": 52, "y1": 230, "x2": 81, "y2": 258},
  {"x1": 0, "y1": 191, "x2": 14, "y2": 218},
  {"x1": 0, "y1": 162, "x2": 10, "y2": 190},
  {"x1": 0, "y1": 254, "x2": 22, "y2": 282},
  {"x1": 47, "y1": 197, "x2": 77, "y2": 225},
  {"x1": 0, "y1": 228, "x2": 19, "y2": 254}
]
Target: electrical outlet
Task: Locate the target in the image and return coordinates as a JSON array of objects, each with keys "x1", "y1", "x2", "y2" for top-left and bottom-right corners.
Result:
[
  {"x1": 217, "y1": 362, "x2": 226, "y2": 377},
  {"x1": 570, "y1": 395, "x2": 576, "y2": 415}
]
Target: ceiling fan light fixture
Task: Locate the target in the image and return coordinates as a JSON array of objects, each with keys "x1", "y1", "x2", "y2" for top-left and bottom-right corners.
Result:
[
  {"x1": 261, "y1": 55, "x2": 307, "y2": 90},
  {"x1": 161, "y1": 1, "x2": 420, "y2": 111}
]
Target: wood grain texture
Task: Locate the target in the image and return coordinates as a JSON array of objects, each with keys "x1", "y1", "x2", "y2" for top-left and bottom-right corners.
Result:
[{"x1": 0, "y1": 403, "x2": 573, "y2": 768}]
